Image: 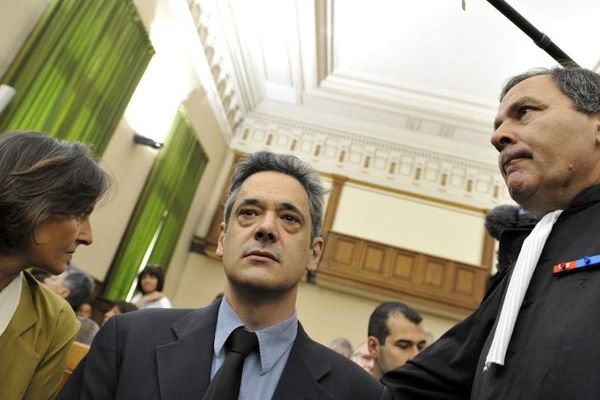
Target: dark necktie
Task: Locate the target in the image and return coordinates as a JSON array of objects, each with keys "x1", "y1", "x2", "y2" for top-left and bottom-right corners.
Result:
[{"x1": 202, "y1": 327, "x2": 259, "y2": 400}]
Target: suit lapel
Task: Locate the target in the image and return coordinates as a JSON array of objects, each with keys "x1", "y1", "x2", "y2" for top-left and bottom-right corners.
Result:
[
  {"x1": 155, "y1": 302, "x2": 220, "y2": 400},
  {"x1": 11, "y1": 273, "x2": 38, "y2": 337},
  {"x1": 0, "y1": 275, "x2": 41, "y2": 397},
  {"x1": 272, "y1": 325, "x2": 333, "y2": 400}
]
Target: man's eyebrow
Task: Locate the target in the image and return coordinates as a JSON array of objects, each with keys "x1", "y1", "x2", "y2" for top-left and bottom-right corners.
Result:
[
  {"x1": 236, "y1": 198, "x2": 260, "y2": 208},
  {"x1": 494, "y1": 96, "x2": 542, "y2": 130},
  {"x1": 280, "y1": 202, "x2": 306, "y2": 221}
]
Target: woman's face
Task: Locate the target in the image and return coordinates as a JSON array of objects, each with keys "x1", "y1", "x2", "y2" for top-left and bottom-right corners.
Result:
[
  {"x1": 140, "y1": 274, "x2": 159, "y2": 294},
  {"x1": 26, "y1": 213, "x2": 93, "y2": 275}
]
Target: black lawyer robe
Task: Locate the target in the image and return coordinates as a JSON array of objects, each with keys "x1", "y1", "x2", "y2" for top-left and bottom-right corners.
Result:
[{"x1": 383, "y1": 184, "x2": 600, "y2": 400}]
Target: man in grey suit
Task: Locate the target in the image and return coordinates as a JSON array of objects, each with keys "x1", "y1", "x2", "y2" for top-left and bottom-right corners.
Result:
[{"x1": 59, "y1": 151, "x2": 389, "y2": 399}]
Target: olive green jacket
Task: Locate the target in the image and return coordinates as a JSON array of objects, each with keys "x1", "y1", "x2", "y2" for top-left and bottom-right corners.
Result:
[{"x1": 0, "y1": 271, "x2": 79, "y2": 400}]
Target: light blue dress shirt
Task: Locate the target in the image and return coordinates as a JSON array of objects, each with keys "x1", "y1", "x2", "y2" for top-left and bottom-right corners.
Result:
[{"x1": 210, "y1": 298, "x2": 298, "y2": 400}]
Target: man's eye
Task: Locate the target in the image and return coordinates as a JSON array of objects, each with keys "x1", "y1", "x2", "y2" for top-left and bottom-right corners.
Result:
[
  {"x1": 282, "y1": 214, "x2": 300, "y2": 224},
  {"x1": 239, "y1": 209, "x2": 257, "y2": 217},
  {"x1": 517, "y1": 105, "x2": 534, "y2": 118}
]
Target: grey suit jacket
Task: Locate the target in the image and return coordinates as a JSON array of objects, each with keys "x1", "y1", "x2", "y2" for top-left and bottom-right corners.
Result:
[{"x1": 58, "y1": 300, "x2": 389, "y2": 400}]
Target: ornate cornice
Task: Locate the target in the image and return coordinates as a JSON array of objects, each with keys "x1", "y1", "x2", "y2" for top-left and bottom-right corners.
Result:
[
  {"x1": 232, "y1": 111, "x2": 512, "y2": 211},
  {"x1": 187, "y1": 0, "x2": 246, "y2": 135}
]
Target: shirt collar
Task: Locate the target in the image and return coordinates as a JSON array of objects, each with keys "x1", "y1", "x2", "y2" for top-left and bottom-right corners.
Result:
[
  {"x1": 215, "y1": 298, "x2": 298, "y2": 374},
  {"x1": 0, "y1": 272, "x2": 23, "y2": 336}
]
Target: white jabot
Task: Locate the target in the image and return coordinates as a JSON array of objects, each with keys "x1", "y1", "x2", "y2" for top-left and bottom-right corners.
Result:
[
  {"x1": 485, "y1": 209, "x2": 563, "y2": 369},
  {"x1": 0, "y1": 272, "x2": 23, "y2": 336}
]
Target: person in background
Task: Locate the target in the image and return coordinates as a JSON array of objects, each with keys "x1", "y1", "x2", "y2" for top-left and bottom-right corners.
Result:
[
  {"x1": 329, "y1": 337, "x2": 353, "y2": 358},
  {"x1": 131, "y1": 265, "x2": 172, "y2": 309},
  {"x1": 43, "y1": 265, "x2": 95, "y2": 311},
  {"x1": 351, "y1": 341, "x2": 375, "y2": 375},
  {"x1": 0, "y1": 132, "x2": 108, "y2": 399},
  {"x1": 102, "y1": 300, "x2": 138, "y2": 325},
  {"x1": 43, "y1": 265, "x2": 100, "y2": 345},
  {"x1": 368, "y1": 301, "x2": 426, "y2": 381},
  {"x1": 76, "y1": 301, "x2": 93, "y2": 320}
]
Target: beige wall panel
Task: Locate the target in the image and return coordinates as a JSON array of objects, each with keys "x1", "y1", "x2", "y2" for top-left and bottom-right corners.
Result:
[
  {"x1": 0, "y1": 0, "x2": 48, "y2": 77},
  {"x1": 333, "y1": 184, "x2": 485, "y2": 266},
  {"x1": 172, "y1": 253, "x2": 227, "y2": 308}
]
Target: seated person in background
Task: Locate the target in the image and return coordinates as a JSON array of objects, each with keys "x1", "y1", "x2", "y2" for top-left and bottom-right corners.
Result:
[
  {"x1": 0, "y1": 132, "x2": 108, "y2": 400},
  {"x1": 131, "y1": 264, "x2": 172, "y2": 309},
  {"x1": 102, "y1": 300, "x2": 138, "y2": 325},
  {"x1": 351, "y1": 341, "x2": 375, "y2": 375},
  {"x1": 76, "y1": 301, "x2": 93, "y2": 320},
  {"x1": 329, "y1": 337, "x2": 353, "y2": 358},
  {"x1": 43, "y1": 265, "x2": 94, "y2": 311},
  {"x1": 43, "y1": 265, "x2": 100, "y2": 345},
  {"x1": 368, "y1": 301, "x2": 427, "y2": 381}
]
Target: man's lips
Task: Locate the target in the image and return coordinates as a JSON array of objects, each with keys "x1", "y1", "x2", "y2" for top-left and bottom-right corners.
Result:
[
  {"x1": 500, "y1": 149, "x2": 531, "y2": 176},
  {"x1": 244, "y1": 249, "x2": 280, "y2": 262}
]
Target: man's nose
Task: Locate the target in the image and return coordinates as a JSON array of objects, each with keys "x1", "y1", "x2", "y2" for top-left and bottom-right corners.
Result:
[
  {"x1": 490, "y1": 123, "x2": 517, "y2": 152},
  {"x1": 254, "y1": 212, "x2": 278, "y2": 242}
]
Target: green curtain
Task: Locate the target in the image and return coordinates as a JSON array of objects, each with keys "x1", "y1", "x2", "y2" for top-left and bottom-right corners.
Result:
[
  {"x1": 102, "y1": 108, "x2": 209, "y2": 300},
  {"x1": 0, "y1": 0, "x2": 154, "y2": 156}
]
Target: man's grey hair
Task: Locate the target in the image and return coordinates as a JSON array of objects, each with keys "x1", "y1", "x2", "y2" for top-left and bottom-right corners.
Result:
[
  {"x1": 63, "y1": 266, "x2": 95, "y2": 310},
  {"x1": 223, "y1": 152, "x2": 326, "y2": 241},
  {"x1": 500, "y1": 66, "x2": 600, "y2": 115},
  {"x1": 330, "y1": 337, "x2": 353, "y2": 358}
]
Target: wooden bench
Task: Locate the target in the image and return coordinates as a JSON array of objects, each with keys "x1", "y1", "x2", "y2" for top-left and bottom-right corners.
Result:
[{"x1": 59, "y1": 341, "x2": 90, "y2": 390}]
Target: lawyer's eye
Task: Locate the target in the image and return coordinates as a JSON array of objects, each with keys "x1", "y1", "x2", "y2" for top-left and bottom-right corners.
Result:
[{"x1": 517, "y1": 105, "x2": 536, "y2": 119}]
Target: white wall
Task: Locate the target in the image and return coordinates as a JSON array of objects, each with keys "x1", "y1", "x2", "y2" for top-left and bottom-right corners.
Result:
[
  {"x1": 0, "y1": 0, "x2": 48, "y2": 77},
  {"x1": 333, "y1": 183, "x2": 486, "y2": 266}
]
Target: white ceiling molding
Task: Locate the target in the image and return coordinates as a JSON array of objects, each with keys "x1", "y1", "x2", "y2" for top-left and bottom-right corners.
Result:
[
  {"x1": 186, "y1": 0, "x2": 252, "y2": 135},
  {"x1": 232, "y1": 111, "x2": 511, "y2": 210}
]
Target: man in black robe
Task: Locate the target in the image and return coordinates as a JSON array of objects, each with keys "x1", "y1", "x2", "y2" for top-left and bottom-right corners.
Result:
[{"x1": 382, "y1": 67, "x2": 600, "y2": 399}]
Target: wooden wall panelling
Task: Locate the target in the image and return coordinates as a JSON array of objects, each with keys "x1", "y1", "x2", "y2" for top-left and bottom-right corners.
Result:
[
  {"x1": 321, "y1": 174, "x2": 347, "y2": 235},
  {"x1": 319, "y1": 232, "x2": 489, "y2": 316}
]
